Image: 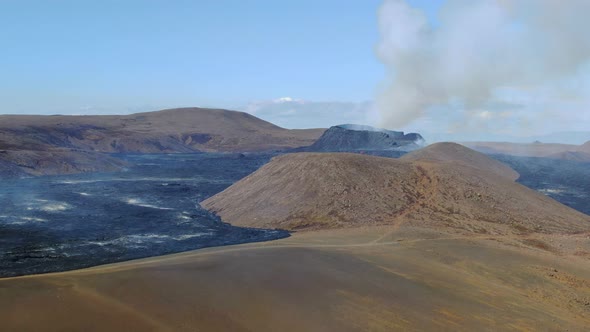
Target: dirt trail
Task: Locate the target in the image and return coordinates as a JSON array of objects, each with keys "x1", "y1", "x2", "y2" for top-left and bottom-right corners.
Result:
[{"x1": 372, "y1": 164, "x2": 438, "y2": 243}]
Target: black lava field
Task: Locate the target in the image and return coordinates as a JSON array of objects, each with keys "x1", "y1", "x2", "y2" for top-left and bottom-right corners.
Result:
[
  {"x1": 493, "y1": 154, "x2": 590, "y2": 215},
  {"x1": 0, "y1": 153, "x2": 287, "y2": 278},
  {"x1": 1, "y1": 151, "x2": 588, "y2": 278}
]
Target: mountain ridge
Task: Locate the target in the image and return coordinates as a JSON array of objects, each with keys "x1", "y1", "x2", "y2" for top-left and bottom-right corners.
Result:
[
  {"x1": 0, "y1": 107, "x2": 325, "y2": 177},
  {"x1": 463, "y1": 141, "x2": 590, "y2": 162},
  {"x1": 0, "y1": 107, "x2": 325, "y2": 153}
]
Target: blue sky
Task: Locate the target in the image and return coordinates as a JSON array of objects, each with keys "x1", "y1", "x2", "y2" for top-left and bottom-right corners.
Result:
[
  {"x1": 0, "y1": 0, "x2": 442, "y2": 114},
  {"x1": 2, "y1": 1, "x2": 587, "y2": 142}
]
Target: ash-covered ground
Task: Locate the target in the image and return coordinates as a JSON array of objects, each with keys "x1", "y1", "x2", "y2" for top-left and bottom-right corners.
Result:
[{"x1": 0, "y1": 153, "x2": 287, "y2": 278}]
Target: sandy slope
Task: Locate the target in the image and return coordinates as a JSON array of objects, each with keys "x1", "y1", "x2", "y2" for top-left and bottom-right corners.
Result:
[
  {"x1": 400, "y1": 142, "x2": 519, "y2": 181},
  {"x1": 202, "y1": 147, "x2": 590, "y2": 233},
  {"x1": 580, "y1": 141, "x2": 590, "y2": 153},
  {"x1": 1, "y1": 227, "x2": 590, "y2": 331}
]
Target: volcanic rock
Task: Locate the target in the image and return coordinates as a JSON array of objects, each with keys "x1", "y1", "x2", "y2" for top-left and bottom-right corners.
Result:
[{"x1": 298, "y1": 124, "x2": 423, "y2": 152}]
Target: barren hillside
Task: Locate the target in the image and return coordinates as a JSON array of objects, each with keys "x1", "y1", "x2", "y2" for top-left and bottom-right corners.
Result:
[
  {"x1": 0, "y1": 149, "x2": 127, "y2": 177},
  {"x1": 401, "y1": 142, "x2": 519, "y2": 181},
  {"x1": 580, "y1": 141, "x2": 590, "y2": 153},
  {"x1": 203, "y1": 151, "x2": 590, "y2": 234},
  {"x1": 0, "y1": 108, "x2": 324, "y2": 176},
  {"x1": 0, "y1": 108, "x2": 324, "y2": 153}
]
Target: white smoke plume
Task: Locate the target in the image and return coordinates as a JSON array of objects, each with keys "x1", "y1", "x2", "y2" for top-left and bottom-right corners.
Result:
[{"x1": 376, "y1": 0, "x2": 590, "y2": 129}]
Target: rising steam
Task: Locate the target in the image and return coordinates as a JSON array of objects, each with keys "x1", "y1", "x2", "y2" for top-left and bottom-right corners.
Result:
[{"x1": 376, "y1": 0, "x2": 590, "y2": 128}]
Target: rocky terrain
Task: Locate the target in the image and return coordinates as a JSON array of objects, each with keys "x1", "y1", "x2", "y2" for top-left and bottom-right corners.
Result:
[
  {"x1": 296, "y1": 124, "x2": 423, "y2": 152},
  {"x1": 203, "y1": 143, "x2": 590, "y2": 233},
  {"x1": 0, "y1": 108, "x2": 324, "y2": 177}
]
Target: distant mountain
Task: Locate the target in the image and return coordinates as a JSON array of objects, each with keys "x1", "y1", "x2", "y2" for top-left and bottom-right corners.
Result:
[
  {"x1": 528, "y1": 132, "x2": 590, "y2": 145},
  {"x1": 0, "y1": 108, "x2": 325, "y2": 177},
  {"x1": 462, "y1": 141, "x2": 590, "y2": 162},
  {"x1": 0, "y1": 108, "x2": 325, "y2": 153},
  {"x1": 203, "y1": 146, "x2": 590, "y2": 233},
  {"x1": 426, "y1": 131, "x2": 590, "y2": 145}
]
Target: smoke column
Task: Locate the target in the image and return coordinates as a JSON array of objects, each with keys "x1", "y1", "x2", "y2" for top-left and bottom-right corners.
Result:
[{"x1": 376, "y1": 0, "x2": 590, "y2": 129}]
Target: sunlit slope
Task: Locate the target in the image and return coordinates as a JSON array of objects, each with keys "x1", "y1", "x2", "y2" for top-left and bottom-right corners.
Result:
[
  {"x1": 401, "y1": 142, "x2": 519, "y2": 181},
  {"x1": 0, "y1": 108, "x2": 325, "y2": 176},
  {"x1": 203, "y1": 149, "x2": 590, "y2": 233},
  {"x1": 0, "y1": 108, "x2": 324, "y2": 153}
]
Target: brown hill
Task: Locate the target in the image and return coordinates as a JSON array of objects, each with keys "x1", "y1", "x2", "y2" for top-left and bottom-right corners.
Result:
[
  {"x1": 0, "y1": 108, "x2": 324, "y2": 153},
  {"x1": 0, "y1": 108, "x2": 324, "y2": 176},
  {"x1": 202, "y1": 152, "x2": 590, "y2": 234},
  {"x1": 463, "y1": 141, "x2": 590, "y2": 162},
  {"x1": 400, "y1": 142, "x2": 519, "y2": 181},
  {"x1": 0, "y1": 149, "x2": 127, "y2": 177},
  {"x1": 579, "y1": 141, "x2": 590, "y2": 154}
]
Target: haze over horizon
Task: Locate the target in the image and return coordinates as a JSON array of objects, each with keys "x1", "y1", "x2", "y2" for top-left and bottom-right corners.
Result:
[{"x1": 1, "y1": 0, "x2": 589, "y2": 142}]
